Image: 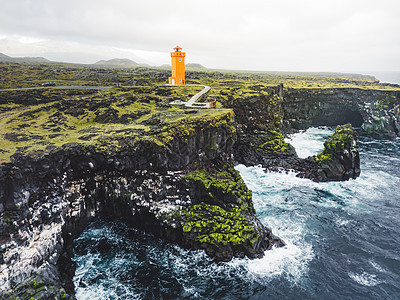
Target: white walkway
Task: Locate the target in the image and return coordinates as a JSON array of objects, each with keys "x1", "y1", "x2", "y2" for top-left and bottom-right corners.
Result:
[{"x1": 168, "y1": 84, "x2": 214, "y2": 108}]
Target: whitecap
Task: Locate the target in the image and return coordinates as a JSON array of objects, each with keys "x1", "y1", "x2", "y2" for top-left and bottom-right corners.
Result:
[
  {"x1": 348, "y1": 271, "x2": 381, "y2": 287},
  {"x1": 335, "y1": 217, "x2": 351, "y2": 227},
  {"x1": 234, "y1": 164, "x2": 315, "y2": 285},
  {"x1": 369, "y1": 259, "x2": 388, "y2": 273},
  {"x1": 229, "y1": 241, "x2": 314, "y2": 285}
]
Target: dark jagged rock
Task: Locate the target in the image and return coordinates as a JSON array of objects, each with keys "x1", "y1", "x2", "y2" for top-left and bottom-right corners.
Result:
[
  {"x1": 313, "y1": 124, "x2": 360, "y2": 181},
  {"x1": 2, "y1": 274, "x2": 70, "y2": 299},
  {"x1": 225, "y1": 85, "x2": 298, "y2": 168},
  {"x1": 2, "y1": 71, "x2": 392, "y2": 297},
  {"x1": 178, "y1": 162, "x2": 284, "y2": 261},
  {"x1": 261, "y1": 124, "x2": 360, "y2": 182}
]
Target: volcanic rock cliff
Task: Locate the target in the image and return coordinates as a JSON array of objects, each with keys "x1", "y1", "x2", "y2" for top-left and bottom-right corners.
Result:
[
  {"x1": 0, "y1": 90, "x2": 284, "y2": 299},
  {"x1": 1, "y1": 77, "x2": 398, "y2": 298}
]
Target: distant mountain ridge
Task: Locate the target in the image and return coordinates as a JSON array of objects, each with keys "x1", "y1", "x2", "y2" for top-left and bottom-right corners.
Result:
[
  {"x1": 93, "y1": 58, "x2": 150, "y2": 68},
  {"x1": 159, "y1": 63, "x2": 208, "y2": 70},
  {"x1": 0, "y1": 52, "x2": 51, "y2": 63},
  {"x1": 0, "y1": 52, "x2": 14, "y2": 62},
  {"x1": 0, "y1": 52, "x2": 379, "y2": 83},
  {"x1": 186, "y1": 63, "x2": 207, "y2": 70}
]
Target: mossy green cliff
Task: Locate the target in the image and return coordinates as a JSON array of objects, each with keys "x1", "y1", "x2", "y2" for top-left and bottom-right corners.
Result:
[
  {"x1": 0, "y1": 75, "x2": 282, "y2": 298},
  {"x1": 172, "y1": 162, "x2": 283, "y2": 261}
]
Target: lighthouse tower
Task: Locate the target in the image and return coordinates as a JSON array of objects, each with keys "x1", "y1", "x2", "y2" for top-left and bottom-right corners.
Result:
[{"x1": 168, "y1": 46, "x2": 185, "y2": 85}]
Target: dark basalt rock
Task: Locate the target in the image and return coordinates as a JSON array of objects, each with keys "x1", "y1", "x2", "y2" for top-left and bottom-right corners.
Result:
[
  {"x1": 313, "y1": 124, "x2": 360, "y2": 181},
  {"x1": 226, "y1": 87, "x2": 361, "y2": 182},
  {"x1": 230, "y1": 93, "x2": 361, "y2": 182}
]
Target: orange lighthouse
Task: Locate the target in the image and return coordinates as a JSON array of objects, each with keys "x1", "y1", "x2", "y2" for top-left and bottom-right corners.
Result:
[{"x1": 168, "y1": 46, "x2": 185, "y2": 85}]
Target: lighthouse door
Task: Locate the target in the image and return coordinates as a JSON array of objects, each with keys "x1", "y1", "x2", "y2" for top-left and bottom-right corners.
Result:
[{"x1": 171, "y1": 78, "x2": 175, "y2": 85}]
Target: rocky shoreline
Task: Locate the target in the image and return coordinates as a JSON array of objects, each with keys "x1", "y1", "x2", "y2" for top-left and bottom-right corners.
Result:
[
  {"x1": 1, "y1": 81, "x2": 398, "y2": 298},
  {"x1": 0, "y1": 108, "x2": 280, "y2": 299}
]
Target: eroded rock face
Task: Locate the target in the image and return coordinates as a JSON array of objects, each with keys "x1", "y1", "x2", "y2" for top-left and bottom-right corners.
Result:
[
  {"x1": 0, "y1": 174, "x2": 71, "y2": 298},
  {"x1": 314, "y1": 124, "x2": 361, "y2": 181},
  {"x1": 283, "y1": 88, "x2": 400, "y2": 139},
  {"x1": 225, "y1": 86, "x2": 297, "y2": 168}
]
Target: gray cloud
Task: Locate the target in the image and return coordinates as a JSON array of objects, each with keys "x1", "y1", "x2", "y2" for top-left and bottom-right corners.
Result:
[{"x1": 0, "y1": 0, "x2": 399, "y2": 71}]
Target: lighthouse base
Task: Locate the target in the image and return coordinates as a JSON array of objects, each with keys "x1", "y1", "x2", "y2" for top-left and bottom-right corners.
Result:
[{"x1": 169, "y1": 77, "x2": 185, "y2": 85}]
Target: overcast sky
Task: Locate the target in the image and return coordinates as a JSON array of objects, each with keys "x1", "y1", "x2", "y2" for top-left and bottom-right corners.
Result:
[{"x1": 0, "y1": 0, "x2": 399, "y2": 72}]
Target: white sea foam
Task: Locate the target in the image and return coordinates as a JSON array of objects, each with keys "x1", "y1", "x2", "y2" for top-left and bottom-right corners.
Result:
[
  {"x1": 369, "y1": 259, "x2": 388, "y2": 273},
  {"x1": 235, "y1": 164, "x2": 359, "y2": 211},
  {"x1": 73, "y1": 128, "x2": 400, "y2": 298},
  {"x1": 335, "y1": 217, "x2": 351, "y2": 227},
  {"x1": 229, "y1": 240, "x2": 314, "y2": 285},
  {"x1": 348, "y1": 271, "x2": 381, "y2": 287},
  {"x1": 234, "y1": 164, "x2": 315, "y2": 285},
  {"x1": 285, "y1": 127, "x2": 334, "y2": 158},
  {"x1": 234, "y1": 128, "x2": 399, "y2": 291}
]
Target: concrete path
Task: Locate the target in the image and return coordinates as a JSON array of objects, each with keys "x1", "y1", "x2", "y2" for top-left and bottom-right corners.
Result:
[
  {"x1": 167, "y1": 84, "x2": 214, "y2": 108},
  {"x1": 185, "y1": 85, "x2": 211, "y2": 107}
]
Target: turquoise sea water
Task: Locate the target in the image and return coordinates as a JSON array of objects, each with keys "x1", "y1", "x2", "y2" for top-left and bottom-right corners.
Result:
[{"x1": 73, "y1": 127, "x2": 400, "y2": 299}]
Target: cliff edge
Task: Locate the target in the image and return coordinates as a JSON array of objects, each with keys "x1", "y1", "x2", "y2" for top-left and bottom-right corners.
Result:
[{"x1": 0, "y1": 87, "x2": 283, "y2": 299}]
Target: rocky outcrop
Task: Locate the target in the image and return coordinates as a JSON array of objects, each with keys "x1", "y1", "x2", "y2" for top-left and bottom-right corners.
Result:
[
  {"x1": 1, "y1": 81, "x2": 389, "y2": 298},
  {"x1": 224, "y1": 88, "x2": 361, "y2": 182},
  {"x1": 225, "y1": 85, "x2": 297, "y2": 168},
  {"x1": 0, "y1": 111, "x2": 283, "y2": 298},
  {"x1": 313, "y1": 124, "x2": 360, "y2": 181}
]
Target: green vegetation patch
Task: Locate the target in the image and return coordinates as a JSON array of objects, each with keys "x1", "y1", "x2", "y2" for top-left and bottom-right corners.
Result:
[
  {"x1": 257, "y1": 129, "x2": 291, "y2": 153},
  {"x1": 177, "y1": 203, "x2": 258, "y2": 247},
  {"x1": 163, "y1": 162, "x2": 259, "y2": 248},
  {"x1": 375, "y1": 94, "x2": 398, "y2": 111},
  {"x1": 315, "y1": 123, "x2": 355, "y2": 164},
  {"x1": 3, "y1": 274, "x2": 70, "y2": 300},
  {"x1": 184, "y1": 162, "x2": 252, "y2": 211}
]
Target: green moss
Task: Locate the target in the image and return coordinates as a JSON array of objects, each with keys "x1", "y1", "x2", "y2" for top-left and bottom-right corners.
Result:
[
  {"x1": 171, "y1": 162, "x2": 261, "y2": 248},
  {"x1": 257, "y1": 129, "x2": 290, "y2": 153},
  {"x1": 32, "y1": 279, "x2": 39, "y2": 288},
  {"x1": 4, "y1": 274, "x2": 71, "y2": 300},
  {"x1": 177, "y1": 203, "x2": 258, "y2": 246},
  {"x1": 2, "y1": 63, "x2": 396, "y2": 166},
  {"x1": 315, "y1": 123, "x2": 354, "y2": 165},
  {"x1": 184, "y1": 162, "x2": 253, "y2": 213},
  {"x1": 315, "y1": 152, "x2": 332, "y2": 164},
  {"x1": 375, "y1": 94, "x2": 397, "y2": 110},
  {"x1": 0, "y1": 86, "x2": 234, "y2": 164}
]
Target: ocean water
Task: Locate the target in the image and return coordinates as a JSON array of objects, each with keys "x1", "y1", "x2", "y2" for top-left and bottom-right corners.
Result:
[
  {"x1": 367, "y1": 71, "x2": 400, "y2": 85},
  {"x1": 73, "y1": 127, "x2": 400, "y2": 299}
]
